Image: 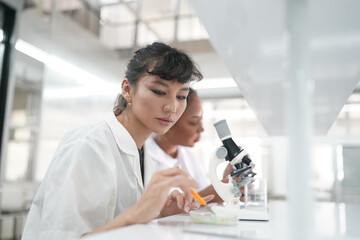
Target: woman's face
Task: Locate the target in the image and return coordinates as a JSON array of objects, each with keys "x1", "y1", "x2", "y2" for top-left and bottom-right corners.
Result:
[
  {"x1": 130, "y1": 74, "x2": 190, "y2": 135},
  {"x1": 165, "y1": 94, "x2": 204, "y2": 147}
]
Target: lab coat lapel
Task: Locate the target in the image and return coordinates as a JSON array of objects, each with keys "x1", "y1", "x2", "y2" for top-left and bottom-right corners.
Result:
[
  {"x1": 143, "y1": 144, "x2": 158, "y2": 188},
  {"x1": 177, "y1": 147, "x2": 191, "y2": 176},
  {"x1": 128, "y1": 154, "x2": 144, "y2": 191},
  {"x1": 146, "y1": 135, "x2": 168, "y2": 167},
  {"x1": 105, "y1": 112, "x2": 144, "y2": 191}
]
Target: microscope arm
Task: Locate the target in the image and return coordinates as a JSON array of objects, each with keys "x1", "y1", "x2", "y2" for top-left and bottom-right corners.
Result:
[{"x1": 208, "y1": 150, "x2": 235, "y2": 203}]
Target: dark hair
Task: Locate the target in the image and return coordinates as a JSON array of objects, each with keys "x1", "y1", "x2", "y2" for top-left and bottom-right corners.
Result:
[
  {"x1": 113, "y1": 42, "x2": 203, "y2": 116},
  {"x1": 187, "y1": 88, "x2": 197, "y2": 106}
]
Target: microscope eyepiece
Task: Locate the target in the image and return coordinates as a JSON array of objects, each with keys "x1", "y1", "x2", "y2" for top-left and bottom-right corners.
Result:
[
  {"x1": 213, "y1": 119, "x2": 231, "y2": 140},
  {"x1": 214, "y1": 119, "x2": 241, "y2": 162}
]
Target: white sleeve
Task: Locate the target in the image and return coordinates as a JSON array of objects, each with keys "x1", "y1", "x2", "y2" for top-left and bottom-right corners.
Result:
[
  {"x1": 192, "y1": 165, "x2": 211, "y2": 191},
  {"x1": 180, "y1": 148, "x2": 211, "y2": 191},
  {"x1": 22, "y1": 140, "x2": 117, "y2": 240}
]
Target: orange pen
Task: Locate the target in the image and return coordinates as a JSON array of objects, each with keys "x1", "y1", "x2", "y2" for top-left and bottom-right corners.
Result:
[
  {"x1": 191, "y1": 188, "x2": 215, "y2": 214},
  {"x1": 191, "y1": 188, "x2": 206, "y2": 205}
]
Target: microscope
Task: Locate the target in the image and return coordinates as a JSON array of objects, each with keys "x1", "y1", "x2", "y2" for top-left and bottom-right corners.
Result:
[{"x1": 208, "y1": 119, "x2": 269, "y2": 221}]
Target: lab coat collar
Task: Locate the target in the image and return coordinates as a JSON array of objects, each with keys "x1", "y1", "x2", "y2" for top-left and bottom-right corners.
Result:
[
  {"x1": 144, "y1": 135, "x2": 169, "y2": 188},
  {"x1": 105, "y1": 112, "x2": 144, "y2": 190},
  {"x1": 145, "y1": 135, "x2": 190, "y2": 175},
  {"x1": 143, "y1": 144, "x2": 157, "y2": 188},
  {"x1": 145, "y1": 134, "x2": 169, "y2": 164}
]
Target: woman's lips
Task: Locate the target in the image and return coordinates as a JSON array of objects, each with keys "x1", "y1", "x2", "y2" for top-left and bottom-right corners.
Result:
[
  {"x1": 194, "y1": 134, "x2": 201, "y2": 143},
  {"x1": 157, "y1": 118, "x2": 173, "y2": 126}
]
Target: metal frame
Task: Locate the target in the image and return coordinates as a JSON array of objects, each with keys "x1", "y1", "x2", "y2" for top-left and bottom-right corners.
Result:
[
  {"x1": 0, "y1": 0, "x2": 24, "y2": 224},
  {"x1": 0, "y1": 2, "x2": 15, "y2": 184}
]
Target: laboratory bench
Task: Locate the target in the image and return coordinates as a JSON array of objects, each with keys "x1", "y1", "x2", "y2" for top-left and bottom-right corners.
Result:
[{"x1": 84, "y1": 200, "x2": 360, "y2": 240}]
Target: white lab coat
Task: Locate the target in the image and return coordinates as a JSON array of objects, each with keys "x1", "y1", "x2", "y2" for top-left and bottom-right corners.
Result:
[
  {"x1": 22, "y1": 112, "x2": 144, "y2": 240},
  {"x1": 144, "y1": 135, "x2": 210, "y2": 191}
]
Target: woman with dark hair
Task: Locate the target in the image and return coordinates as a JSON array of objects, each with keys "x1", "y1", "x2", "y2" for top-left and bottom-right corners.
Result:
[
  {"x1": 22, "y1": 42, "x2": 205, "y2": 240},
  {"x1": 144, "y1": 88, "x2": 208, "y2": 187},
  {"x1": 144, "y1": 88, "x2": 225, "y2": 203}
]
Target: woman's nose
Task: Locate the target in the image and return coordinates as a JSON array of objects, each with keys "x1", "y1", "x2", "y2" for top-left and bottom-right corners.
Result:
[
  {"x1": 198, "y1": 122, "x2": 204, "y2": 133},
  {"x1": 163, "y1": 100, "x2": 176, "y2": 113}
]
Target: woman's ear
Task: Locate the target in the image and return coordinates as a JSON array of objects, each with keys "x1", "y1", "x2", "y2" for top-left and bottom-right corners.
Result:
[{"x1": 121, "y1": 79, "x2": 132, "y2": 103}]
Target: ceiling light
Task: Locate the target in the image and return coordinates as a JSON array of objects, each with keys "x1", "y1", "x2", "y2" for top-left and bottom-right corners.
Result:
[{"x1": 15, "y1": 39, "x2": 115, "y2": 89}]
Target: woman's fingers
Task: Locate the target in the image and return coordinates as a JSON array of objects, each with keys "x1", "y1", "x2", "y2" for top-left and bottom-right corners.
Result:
[
  {"x1": 189, "y1": 200, "x2": 200, "y2": 210},
  {"x1": 165, "y1": 190, "x2": 196, "y2": 214},
  {"x1": 167, "y1": 180, "x2": 193, "y2": 212},
  {"x1": 240, "y1": 185, "x2": 245, "y2": 194},
  {"x1": 159, "y1": 167, "x2": 197, "y2": 186},
  {"x1": 157, "y1": 166, "x2": 186, "y2": 177},
  {"x1": 136, "y1": 167, "x2": 197, "y2": 221},
  {"x1": 188, "y1": 194, "x2": 215, "y2": 211},
  {"x1": 223, "y1": 163, "x2": 234, "y2": 176},
  {"x1": 162, "y1": 168, "x2": 197, "y2": 204},
  {"x1": 202, "y1": 194, "x2": 215, "y2": 203},
  {"x1": 146, "y1": 167, "x2": 199, "y2": 214},
  {"x1": 165, "y1": 195, "x2": 174, "y2": 207},
  {"x1": 170, "y1": 190, "x2": 184, "y2": 209}
]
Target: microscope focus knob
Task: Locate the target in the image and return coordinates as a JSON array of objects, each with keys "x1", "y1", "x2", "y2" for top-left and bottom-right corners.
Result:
[{"x1": 216, "y1": 146, "x2": 228, "y2": 158}]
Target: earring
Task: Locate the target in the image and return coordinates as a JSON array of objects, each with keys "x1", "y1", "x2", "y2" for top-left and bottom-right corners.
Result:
[{"x1": 128, "y1": 102, "x2": 132, "y2": 106}]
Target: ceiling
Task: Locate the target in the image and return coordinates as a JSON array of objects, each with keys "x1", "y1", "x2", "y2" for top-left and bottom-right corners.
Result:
[
  {"x1": 31, "y1": 0, "x2": 209, "y2": 50},
  {"x1": 26, "y1": 0, "x2": 360, "y2": 136}
]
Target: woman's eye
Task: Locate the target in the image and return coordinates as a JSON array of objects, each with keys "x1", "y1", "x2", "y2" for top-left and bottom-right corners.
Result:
[
  {"x1": 177, "y1": 95, "x2": 187, "y2": 100},
  {"x1": 151, "y1": 89, "x2": 166, "y2": 96},
  {"x1": 189, "y1": 121, "x2": 198, "y2": 126}
]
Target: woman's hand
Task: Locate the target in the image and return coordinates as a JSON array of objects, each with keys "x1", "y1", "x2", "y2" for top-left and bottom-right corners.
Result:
[
  {"x1": 159, "y1": 190, "x2": 215, "y2": 217},
  {"x1": 222, "y1": 163, "x2": 234, "y2": 183},
  {"x1": 84, "y1": 168, "x2": 213, "y2": 237},
  {"x1": 222, "y1": 160, "x2": 255, "y2": 202},
  {"x1": 127, "y1": 167, "x2": 197, "y2": 224}
]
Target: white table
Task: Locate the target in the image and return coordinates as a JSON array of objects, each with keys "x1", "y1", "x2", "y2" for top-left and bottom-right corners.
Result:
[{"x1": 84, "y1": 200, "x2": 360, "y2": 240}]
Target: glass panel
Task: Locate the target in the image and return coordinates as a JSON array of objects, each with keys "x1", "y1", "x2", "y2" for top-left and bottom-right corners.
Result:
[
  {"x1": 148, "y1": 18, "x2": 175, "y2": 42},
  {"x1": 4, "y1": 51, "x2": 44, "y2": 181},
  {"x1": 342, "y1": 146, "x2": 360, "y2": 188},
  {"x1": 140, "y1": 0, "x2": 173, "y2": 20},
  {"x1": 101, "y1": 4, "x2": 136, "y2": 22},
  {"x1": 328, "y1": 92, "x2": 360, "y2": 135},
  {"x1": 179, "y1": 0, "x2": 195, "y2": 15},
  {"x1": 100, "y1": 4, "x2": 136, "y2": 48},
  {"x1": 5, "y1": 142, "x2": 30, "y2": 180},
  {"x1": 177, "y1": 16, "x2": 208, "y2": 41},
  {"x1": 340, "y1": 145, "x2": 360, "y2": 202},
  {"x1": 100, "y1": 23, "x2": 135, "y2": 48},
  {"x1": 136, "y1": 21, "x2": 158, "y2": 46}
]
